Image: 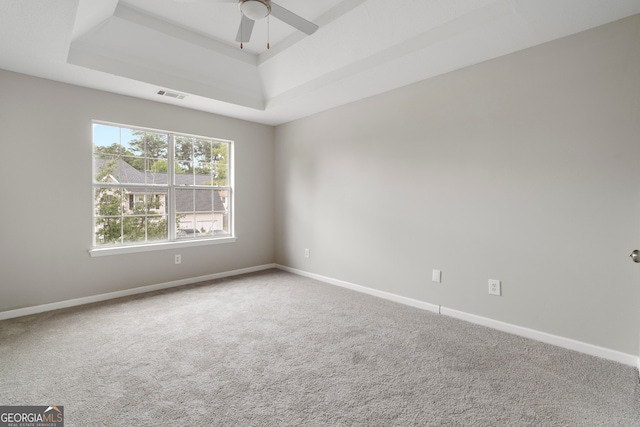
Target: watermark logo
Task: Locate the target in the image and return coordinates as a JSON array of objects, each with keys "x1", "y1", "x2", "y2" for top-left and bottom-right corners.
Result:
[{"x1": 0, "y1": 406, "x2": 64, "y2": 427}]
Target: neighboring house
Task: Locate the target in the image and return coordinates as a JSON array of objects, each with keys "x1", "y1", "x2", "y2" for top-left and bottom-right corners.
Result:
[{"x1": 95, "y1": 158, "x2": 229, "y2": 236}]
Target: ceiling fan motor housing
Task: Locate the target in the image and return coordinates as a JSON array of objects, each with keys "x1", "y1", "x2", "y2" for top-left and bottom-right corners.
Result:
[{"x1": 239, "y1": 0, "x2": 271, "y2": 20}]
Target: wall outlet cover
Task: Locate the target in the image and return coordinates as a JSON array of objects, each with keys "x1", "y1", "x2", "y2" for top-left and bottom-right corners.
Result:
[{"x1": 488, "y1": 279, "x2": 501, "y2": 296}]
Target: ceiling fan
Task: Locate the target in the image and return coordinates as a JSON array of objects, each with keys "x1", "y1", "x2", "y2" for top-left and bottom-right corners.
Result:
[{"x1": 179, "y1": 0, "x2": 319, "y2": 47}]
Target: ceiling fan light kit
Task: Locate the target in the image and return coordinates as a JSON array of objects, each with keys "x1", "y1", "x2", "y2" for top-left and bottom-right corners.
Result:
[{"x1": 239, "y1": 0, "x2": 270, "y2": 20}]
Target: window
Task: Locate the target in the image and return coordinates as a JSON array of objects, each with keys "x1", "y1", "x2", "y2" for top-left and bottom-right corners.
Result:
[{"x1": 92, "y1": 122, "x2": 232, "y2": 250}]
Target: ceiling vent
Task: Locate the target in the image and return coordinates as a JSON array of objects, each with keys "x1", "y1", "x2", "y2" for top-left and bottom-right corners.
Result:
[{"x1": 156, "y1": 90, "x2": 186, "y2": 100}]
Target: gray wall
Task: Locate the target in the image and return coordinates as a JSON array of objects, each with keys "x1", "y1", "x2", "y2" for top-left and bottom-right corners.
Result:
[
  {"x1": 274, "y1": 15, "x2": 640, "y2": 355},
  {"x1": 0, "y1": 70, "x2": 275, "y2": 312}
]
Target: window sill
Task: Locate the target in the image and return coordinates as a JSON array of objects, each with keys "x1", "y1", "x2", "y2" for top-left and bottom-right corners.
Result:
[{"x1": 89, "y1": 237, "x2": 237, "y2": 257}]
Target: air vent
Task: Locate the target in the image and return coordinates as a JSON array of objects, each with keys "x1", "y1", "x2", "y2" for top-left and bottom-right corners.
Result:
[{"x1": 156, "y1": 90, "x2": 186, "y2": 100}]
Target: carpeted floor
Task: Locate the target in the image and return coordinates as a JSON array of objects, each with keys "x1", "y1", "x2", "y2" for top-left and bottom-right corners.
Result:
[{"x1": 1, "y1": 269, "x2": 639, "y2": 426}]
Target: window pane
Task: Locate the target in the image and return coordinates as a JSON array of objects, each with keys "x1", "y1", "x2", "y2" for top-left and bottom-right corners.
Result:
[
  {"x1": 94, "y1": 187, "x2": 123, "y2": 217},
  {"x1": 175, "y1": 188, "x2": 195, "y2": 214},
  {"x1": 175, "y1": 137, "x2": 194, "y2": 186},
  {"x1": 146, "y1": 159, "x2": 169, "y2": 185},
  {"x1": 177, "y1": 213, "x2": 214, "y2": 238},
  {"x1": 94, "y1": 155, "x2": 119, "y2": 182},
  {"x1": 95, "y1": 217, "x2": 122, "y2": 246},
  {"x1": 213, "y1": 189, "x2": 228, "y2": 212},
  {"x1": 177, "y1": 213, "x2": 201, "y2": 238},
  {"x1": 176, "y1": 188, "x2": 217, "y2": 238},
  {"x1": 215, "y1": 212, "x2": 230, "y2": 236},
  {"x1": 175, "y1": 137, "x2": 194, "y2": 163},
  {"x1": 124, "y1": 193, "x2": 156, "y2": 216},
  {"x1": 118, "y1": 214, "x2": 168, "y2": 244},
  {"x1": 93, "y1": 124, "x2": 122, "y2": 155},
  {"x1": 214, "y1": 189, "x2": 230, "y2": 235},
  {"x1": 122, "y1": 216, "x2": 147, "y2": 244},
  {"x1": 213, "y1": 141, "x2": 228, "y2": 165},
  {"x1": 195, "y1": 188, "x2": 214, "y2": 211},
  {"x1": 194, "y1": 158, "x2": 213, "y2": 180},
  {"x1": 177, "y1": 188, "x2": 221, "y2": 213},
  {"x1": 115, "y1": 157, "x2": 145, "y2": 183},
  {"x1": 175, "y1": 166, "x2": 195, "y2": 186},
  {"x1": 147, "y1": 216, "x2": 169, "y2": 242},
  {"x1": 194, "y1": 139, "x2": 211, "y2": 162},
  {"x1": 94, "y1": 127, "x2": 168, "y2": 185},
  {"x1": 197, "y1": 213, "x2": 215, "y2": 236},
  {"x1": 124, "y1": 130, "x2": 168, "y2": 159},
  {"x1": 213, "y1": 141, "x2": 229, "y2": 186},
  {"x1": 213, "y1": 164, "x2": 228, "y2": 186}
]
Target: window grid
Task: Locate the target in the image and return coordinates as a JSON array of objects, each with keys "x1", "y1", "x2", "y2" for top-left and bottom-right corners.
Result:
[{"x1": 93, "y1": 122, "x2": 232, "y2": 248}]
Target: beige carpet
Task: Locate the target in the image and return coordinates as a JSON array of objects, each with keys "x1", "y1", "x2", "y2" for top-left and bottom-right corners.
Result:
[{"x1": 1, "y1": 269, "x2": 639, "y2": 426}]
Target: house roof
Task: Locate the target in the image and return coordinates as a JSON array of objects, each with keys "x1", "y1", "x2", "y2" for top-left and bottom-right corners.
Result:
[
  {"x1": 175, "y1": 187, "x2": 225, "y2": 214},
  {"x1": 95, "y1": 157, "x2": 226, "y2": 212}
]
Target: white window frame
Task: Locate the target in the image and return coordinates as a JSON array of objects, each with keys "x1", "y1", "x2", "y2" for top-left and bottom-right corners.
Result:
[{"x1": 89, "y1": 121, "x2": 235, "y2": 257}]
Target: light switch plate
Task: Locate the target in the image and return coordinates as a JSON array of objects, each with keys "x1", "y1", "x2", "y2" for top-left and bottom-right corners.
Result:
[{"x1": 432, "y1": 269, "x2": 442, "y2": 283}]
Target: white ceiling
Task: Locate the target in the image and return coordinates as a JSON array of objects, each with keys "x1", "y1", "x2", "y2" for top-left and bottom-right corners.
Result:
[{"x1": 1, "y1": 0, "x2": 639, "y2": 125}]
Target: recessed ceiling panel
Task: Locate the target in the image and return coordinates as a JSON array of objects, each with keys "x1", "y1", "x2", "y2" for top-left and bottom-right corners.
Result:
[{"x1": 69, "y1": 11, "x2": 265, "y2": 109}]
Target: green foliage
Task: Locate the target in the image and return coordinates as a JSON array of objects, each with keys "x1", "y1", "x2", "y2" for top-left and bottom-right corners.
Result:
[
  {"x1": 129, "y1": 131, "x2": 168, "y2": 160},
  {"x1": 148, "y1": 159, "x2": 186, "y2": 173},
  {"x1": 175, "y1": 137, "x2": 229, "y2": 186},
  {"x1": 96, "y1": 132, "x2": 228, "y2": 184},
  {"x1": 94, "y1": 142, "x2": 122, "y2": 156},
  {"x1": 94, "y1": 143, "x2": 140, "y2": 171},
  {"x1": 94, "y1": 156, "x2": 118, "y2": 182},
  {"x1": 94, "y1": 190, "x2": 173, "y2": 245},
  {"x1": 95, "y1": 131, "x2": 168, "y2": 172}
]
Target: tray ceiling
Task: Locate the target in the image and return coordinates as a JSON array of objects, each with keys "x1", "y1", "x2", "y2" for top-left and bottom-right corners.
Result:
[{"x1": 1, "y1": 0, "x2": 639, "y2": 125}]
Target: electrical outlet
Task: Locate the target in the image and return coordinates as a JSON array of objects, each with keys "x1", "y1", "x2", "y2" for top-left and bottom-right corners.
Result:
[
  {"x1": 304, "y1": 248, "x2": 310, "y2": 258},
  {"x1": 175, "y1": 254, "x2": 182, "y2": 265},
  {"x1": 432, "y1": 269, "x2": 442, "y2": 283},
  {"x1": 488, "y1": 279, "x2": 501, "y2": 296}
]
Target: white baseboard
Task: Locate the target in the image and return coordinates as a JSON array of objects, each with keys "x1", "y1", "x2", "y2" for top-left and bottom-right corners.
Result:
[
  {"x1": 276, "y1": 265, "x2": 440, "y2": 314},
  {"x1": 277, "y1": 265, "x2": 640, "y2": 369},
  {"x1": 0, "y1": 263, "x2": 276, "y2": 321},
  {"x1": 440, "y1": 307, "x2": 638, "y2": 368}
]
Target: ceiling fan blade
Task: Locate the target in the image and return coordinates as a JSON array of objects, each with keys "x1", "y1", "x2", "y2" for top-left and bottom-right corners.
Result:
[
  {"x1": 235, "y1": 14, "x2": 255, "y2": 43},
  {"x1": 270, "y1": 2, "x2": 318, "y2": 36}
]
